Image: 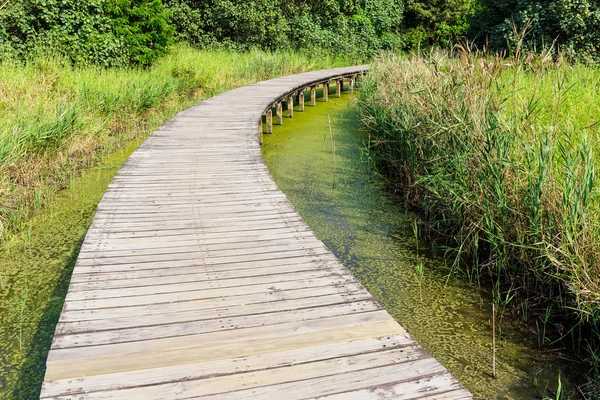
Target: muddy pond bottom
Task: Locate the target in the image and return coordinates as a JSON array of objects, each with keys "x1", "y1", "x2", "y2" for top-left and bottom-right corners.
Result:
[{"x1": 261, "y1": 93, "x2": 572, "y2": 399}]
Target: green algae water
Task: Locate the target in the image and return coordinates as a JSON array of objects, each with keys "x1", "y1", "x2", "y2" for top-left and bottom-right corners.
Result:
[
  {"x1": 0, "y1": 140, "x2": 141, "y2": 399},
  {"x1": 262, "y1": 93, "x2": 574, "y2": 399}
]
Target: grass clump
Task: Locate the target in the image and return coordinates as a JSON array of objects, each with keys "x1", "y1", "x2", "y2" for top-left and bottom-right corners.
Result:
[
  {"x1": 0, "y1": 44, "x2": 352, "y2": 242},
  {"x1": 357, "y1": 48, "x2": 600, "y2": 390}
]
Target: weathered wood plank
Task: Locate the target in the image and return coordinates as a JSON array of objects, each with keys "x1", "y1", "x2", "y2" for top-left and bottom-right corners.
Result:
[
  {"x1": 59, "y1": 284, "x2": 368, "y2": 322},
  {"x1": 45, "y1": 317, "x2": 404, "y2": 380},
  {"x1": 56, "y1": 292, "x2": 375, "y2": 334},
  {"x1": 41, "y1": 335, "x2": 413, "y2": 398}
]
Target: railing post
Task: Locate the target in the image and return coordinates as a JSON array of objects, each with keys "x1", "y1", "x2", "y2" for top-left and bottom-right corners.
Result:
[
  {"x1": 323, "y1": 81, "x2": 329, "y2": 102},
  {"x1": 336, "y1": 79, "x2": 342, "y2": 98},
  {"x1": 276, "y1": 102, "x2": 283, "y2": 125},
  {"x1": 310, "y1": 86, "x2": 317, "y2": 106},
  {"x1": 299, "y1": 89, "x2": 305, "y2": 112},
  {"x1": 265, "y1": 108, "x2": 273, "y2": 133},
  {"x1": 287, "y1": 95, "x2": 294, "y2": 118}
]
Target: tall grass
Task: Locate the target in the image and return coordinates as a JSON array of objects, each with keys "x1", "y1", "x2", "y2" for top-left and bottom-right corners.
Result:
[
  {"x1": 357, "y1": 48, "x2": 600, "y2": 390},
  {"x1": 0, "y1": 44, "x2": 352, "y2": 241}
]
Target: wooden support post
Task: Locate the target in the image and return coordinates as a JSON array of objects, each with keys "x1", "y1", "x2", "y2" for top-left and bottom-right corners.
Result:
[
  {"x1": 323, "y1": 82, "x2": 329, "y2": 102},
  {"x1": 265, "y1": 109, "x2": 273, "y2": 134},
  {"x1": 310, "y1": 86, "x2": 317, "y2": 106},
  {"x1": 349, "y1": 76, "x2": 355, "y2": 94},
  {"x1": 287, "y1": 95, "x2": 293, "y2": 118},
  {"x1": 258, "y1": 119, "x2": 263, "y2": 145},
  {"x1": 336, "y1": 79, "x2": 342, "y2": 98},
  {"x1": 276, "y1": 102, "x2": 283, "y2": 125},
  {"x1": 299, "y1": 89, "x2": 305, "y2": 111}
]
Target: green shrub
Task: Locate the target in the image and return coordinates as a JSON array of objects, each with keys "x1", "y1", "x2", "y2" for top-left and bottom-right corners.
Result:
[
  {"x1": 470, "y1": 0, "x2": 600, "y2": 63},
  {"x1": 163, "y1": 0, "x2": 405, "y2": 58},
  {"x1": 0, "y1": 0, "x2": 174, "y2": 66}
]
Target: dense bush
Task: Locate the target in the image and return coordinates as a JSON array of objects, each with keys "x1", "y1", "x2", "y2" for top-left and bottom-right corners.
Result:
[
  {"x1": 470, "y1": 0, "x2": 600, "y2": 62},
  {"x1": 403, "y1": 0, "x2": 474, "y2": 46},
  {"x1": 1, "y1": 0, "x2": 599, "y2": 66},
  {"x1": 164, "y1": 0, "x2": 405, "y2": 58},
  {"x1": 0, "y1": 0, "x2": 174, "y2": 66}
]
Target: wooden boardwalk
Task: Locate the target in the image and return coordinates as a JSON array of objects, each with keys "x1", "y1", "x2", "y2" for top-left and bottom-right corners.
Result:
[{"x1": 41, "y1": 67, "x2": 472, "y2": 399}]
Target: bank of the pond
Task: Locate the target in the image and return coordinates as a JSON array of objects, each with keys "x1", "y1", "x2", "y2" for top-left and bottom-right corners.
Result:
[
  {"x1": 0, "y1": 45, "x2": 351, "y2": 245},
  {"x1": 262, "y1": 92, "x2": 578, "y2": 398},
  {"x1": 0, "y1": 139, "x2": 142, "y2": 399}
]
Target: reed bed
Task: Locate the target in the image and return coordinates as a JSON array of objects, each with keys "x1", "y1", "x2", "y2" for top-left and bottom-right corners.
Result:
[
  {"x1": 0, "y1": 44, "x2": 351, "y2": 242},
  {"x1": 357, "y1": 48, "x2": 600, "y2": 391}
]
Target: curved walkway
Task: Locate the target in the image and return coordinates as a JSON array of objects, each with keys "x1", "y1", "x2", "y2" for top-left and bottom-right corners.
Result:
[{"x1": 41, "y1": 67, "x2": 472, "y2": 399}]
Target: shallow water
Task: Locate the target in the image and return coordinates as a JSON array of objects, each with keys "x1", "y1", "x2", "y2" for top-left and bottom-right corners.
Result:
[
  {"x1": 0, "y1": 140, "x2": 141, "y2": 399},
  {"x1": 262, "y1": 92, "x2": 573, "y2": 399}
]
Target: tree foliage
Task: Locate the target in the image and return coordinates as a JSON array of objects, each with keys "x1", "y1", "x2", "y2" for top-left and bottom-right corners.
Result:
[
  {"x1": 1, "y1": 0, "x2": 599, "y2": 66},
  {"x1": 0, "y1": 0, "x2": 174, "y2": 66},
  {"x1": 403, "y1": 0, "x2": 474, "y2": 46},
  {"x1": 164, "y1": 0, "x2": 405, "y2": 58},
  {"x1": 470, "y1": 0, "x2": 600, "y2": 62}
]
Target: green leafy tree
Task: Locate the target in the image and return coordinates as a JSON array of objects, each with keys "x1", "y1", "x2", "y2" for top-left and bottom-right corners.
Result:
[
  {"x1": 163, "y1": 0, "x2": 405, "y2": 57},
  {"x1": 0, "y1": 0, "x2": 174, "y2": 66},
  {"x1": 107, "y1": 0, "x2": 175, "y2": 65},
  {"x1": 403, "y1": 0, "x2": 474, "y2": 46},
  {"x1": 470, "y1": 0, "x2": 600, "y2": 62}
]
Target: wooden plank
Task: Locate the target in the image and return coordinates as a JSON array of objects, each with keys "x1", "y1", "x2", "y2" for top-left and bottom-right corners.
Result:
[
  {"x1": 80, "y1": 229, "x2": 314, "y2": 251},
  {"x1": 73, "y1": 248, "x2": 335, "y2": 277},
  {"x1": 48, "y1": 348, "x2": 429, "y2": 399},
  {"x1": 41, "y1": 335, "x2": 413, "y2": 397},
  {"x1": 172, "y1": 359, "x2": 447, "y2": 400},
  {"x1": 71, "y1": 250, "x2": 338, "y2": 276},
  {"x1": 63, "y1": 276, "x2": 355, "y2": 310},
  {"x1": 59, "y1": 284, "x2": 368, "y2": 322},
  {"x1": 45, "y1": 317, "x2": 404, "y2": 380},
  {"x1": 76, "y1": 236, "x2": 322, "y2": 260},
  {"x1": 306, "y1": 375, "x2": 470, "y2": 400},
  {"x1": 68, "y1": 261, "x2": 344, "y2": 290},
  {"x1": 74, "y1": 242, "x2": 332, "y2": 267},
  {"x1": 53, "y1": 301, "x2": 382, "y2": 348},
  {"x1": 56, "y1": 292, "x2": 374, "y2": 334},
  {"x1": 65, "y1": 269, "x2": 345, "y2": 302}
]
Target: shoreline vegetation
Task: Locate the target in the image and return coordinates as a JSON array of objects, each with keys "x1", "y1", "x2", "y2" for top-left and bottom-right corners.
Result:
[
  {"x1": 357, "y1": 46, "x2": 600, "y2": 395},
  {"x1": 0, "y1": 45, "x2": 352, "y2": 243}
]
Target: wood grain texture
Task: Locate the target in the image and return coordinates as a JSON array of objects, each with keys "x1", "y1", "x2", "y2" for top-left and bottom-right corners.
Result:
[{"x1": 40, "y1": 66, "x2": 472, "y2": 399}]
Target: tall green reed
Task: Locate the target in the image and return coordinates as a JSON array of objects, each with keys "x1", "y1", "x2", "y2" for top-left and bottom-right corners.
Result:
[{"x1": 357, "y1": 48, "x2": 600, "y2": 387}]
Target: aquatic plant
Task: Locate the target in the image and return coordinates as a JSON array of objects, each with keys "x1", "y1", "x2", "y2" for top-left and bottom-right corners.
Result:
[
  {"x1": 357, "y1": 47, "x2": 600, "y2": 391},
  {"x1": 8, "y1": 286, "x2": 28, "y2": 353}
]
